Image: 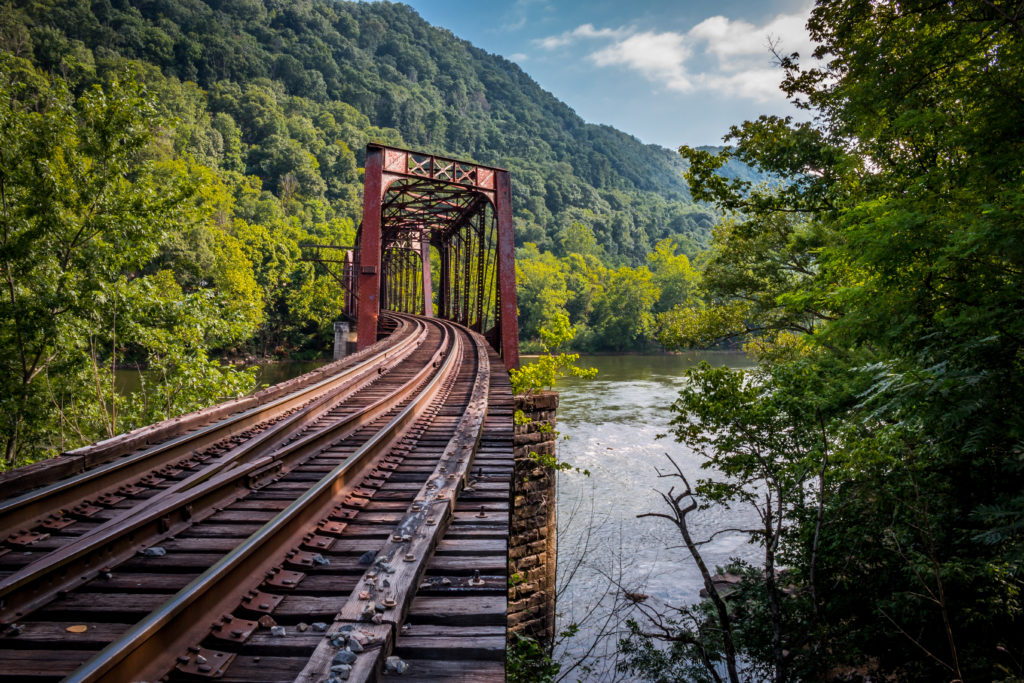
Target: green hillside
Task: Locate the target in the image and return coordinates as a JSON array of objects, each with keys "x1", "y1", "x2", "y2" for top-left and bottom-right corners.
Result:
[
  {"x1": 0, "y1": 0, "x2": 752, "y2": 462},
  {"x1": 3, "y1": 0, "x2": 725, "y2": 261}
]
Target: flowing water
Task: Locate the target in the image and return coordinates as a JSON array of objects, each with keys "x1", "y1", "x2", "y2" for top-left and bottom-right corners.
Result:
[{"x1": 545, "y1": 352, "x2": 759, "y2": 679}]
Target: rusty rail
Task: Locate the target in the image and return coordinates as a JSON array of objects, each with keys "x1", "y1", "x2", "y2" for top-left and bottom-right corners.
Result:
[
  {"x1": 0, "y1": 317, "x2": 424, "y2": 540},
  {"x1": 0, "y1": 314, "x2": 512, "y2": 683},
  {"x1": 0, "y1": 318, "x2": 440, "y2": 622},
  {"x1": 63, "y1": 319, "x2": 461, "y2": 683}
]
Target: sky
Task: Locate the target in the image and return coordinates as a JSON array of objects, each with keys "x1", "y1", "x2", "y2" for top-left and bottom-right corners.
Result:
[{"x1": 390, "y1": 0, "x2": 818, "y2": 149}]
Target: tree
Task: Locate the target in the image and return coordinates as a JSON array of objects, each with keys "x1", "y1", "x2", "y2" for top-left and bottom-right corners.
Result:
[
  {"x1": 646, "y1": 237, "x2": 698, "y2": 314},
  {"x1": 620, "y1": 358, "x2": 841, "y2": 683},
  {"x1": 0, "y1": 57, "x2": 261, "y2": 467},
  {"x1": 0, "y1": 56, "x2": 190, "y2": 465},
  {"x1": 560, "y1": 221, "x2": 601, "y2": 257},
  {"x1": 516, "y1": 243, "x2": 570, "y2": 343},
  {"x1": 590, "y1": 266, "x2": 658, "y2": 351},
  {"x1": 654, "y1": 213, "x2": 832, "y2": 350},
  {"x1": 649, "y1": 1, "x2": 1024, "y2": 678}
]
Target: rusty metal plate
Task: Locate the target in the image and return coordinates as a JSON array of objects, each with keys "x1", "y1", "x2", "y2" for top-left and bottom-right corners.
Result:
[
  {"x1": 239, "y1": 589, "x2": 284, "y2": 615},
  {"x1": 39, "y1": 515, "x2": 75, "y2": 531},
  {"x1": 208, "y1": 615, "x2": 259, "y2": 645},
  {"x1": 383, "y1": 148, "x2": 406, "y2": 173},
  {"x1": 300, "y1": 534, "x2": 335, "y2": 553},
  {"x1": 351, "y1": 487, "x2": 376, "y2": 498},
  {"x1": 342, "y1": 495, "x2": 369, "y2": 509},
  {"x1": 318, "y1": 520, "x2": 347, "y2": 537},
  {"x1": 284, "y1": 550, "x2": 326, "y2": 571},
  {"x1": 175, "y1": 647, "x2": 236, "y2": 678},
  {"x1": 137, "y1": 474, "x2": 166, "y2": 487},
  {"x1": 367, "y1": 468, "x2": 393, "y2": 483},
  {"x1": 476, "y1": 167, "x2": 495, "y2": 189},
  {"x1": 94, "y1": 492, "x2": 125, "y2": 508},
  {"x1": 376, "y1": 461, "x2": 399, "y2": 471},
  {"x1": 69, "y1": 502, "x2": 103, "y2": 519},
  {"x1": 117, "y1": 484, "x2": 146, "y2": 497},
  {"x1": 330, "y1": 507, "x2": 359, "y2": 521},
  {"x1": 5, "y1": 529, "x2": 49, "y2": 547},
  {"x1": 263, "y1": 569, "x2": 305, "y2": 589}
]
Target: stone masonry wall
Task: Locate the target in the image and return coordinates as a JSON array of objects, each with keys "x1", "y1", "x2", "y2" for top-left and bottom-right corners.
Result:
[{"x1": 508, "y1": 391, "x2": 559, "y2": 642}]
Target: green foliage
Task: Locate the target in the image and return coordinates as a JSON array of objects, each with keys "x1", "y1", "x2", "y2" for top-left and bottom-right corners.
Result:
[
  {"x1": 632, "y1": 1, "x2": 1024, "y2": 680},
  {"x1": 507, "y1": 632, "x2": 560, "y2": 683},
  {"x1": 4, "y1": 0, "x2": 740, "y2": 268},
  {"x1": 647, "y1": 238, "x2": 697, "y2": 314},
  {"x1": 590, "y1": 265, "x2": 660, "y2": 351},
  {"x1": 656, "y1": 213, "x2": 831, "y2": 349},
  {"x1": 509, "y1": 315, "x2": 596, "y2": 394},
  {"x1": 0, "y1": 55, "x2": 258, "y2": 466},
  {"x1": 511, "y1": 317, "x2": 593, "y2": 477},
  {"x1": 0, "y1": 56, "x2": 263, "y2": 466},
  {"x1": 526, "y1": 449, "x2": 590, "y2": 477},
  {"x1": 625, "y1": 359, "x2": 841, "y2": 681},
  {"x1": 516, "y1": 237, "x2": 700, "y2": 351}
]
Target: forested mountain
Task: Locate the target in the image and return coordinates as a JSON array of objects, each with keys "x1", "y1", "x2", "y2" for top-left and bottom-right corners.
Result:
[
  {"x1": 2, "y1": 0, "x2": 722, "y2": 261},
  {"x1": 1, "y1": 0, "x2": 750, "y2": 464}
]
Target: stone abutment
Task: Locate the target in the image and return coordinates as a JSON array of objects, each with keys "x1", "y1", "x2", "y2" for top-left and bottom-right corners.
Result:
[{"x1": 508, "y1": 391, "x2": 559, "y2": 642}]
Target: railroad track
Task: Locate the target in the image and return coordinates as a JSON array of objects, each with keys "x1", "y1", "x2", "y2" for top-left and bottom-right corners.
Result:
[{"x1": 0, "y1": 315, "x2": 512, "y2": 682}]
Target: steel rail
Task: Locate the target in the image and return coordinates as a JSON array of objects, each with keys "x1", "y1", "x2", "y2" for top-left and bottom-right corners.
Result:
[
  {"x1": 0, "y1": 316, "x2": 444, "y2": 622},
  {"x1": 61, "y1": 318, "x2": 465, "y2": 683},
  {"x1": 0, "y1": 317, "x2": 424, "y2": 538}
]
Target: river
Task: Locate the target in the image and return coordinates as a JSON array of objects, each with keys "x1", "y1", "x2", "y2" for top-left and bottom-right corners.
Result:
[
  {"x1": 114, "y1": 360, "x2": 329, "y2": 395},
  {"x1": 546, "y1": 352, "x2": 759, "y2": 680}
]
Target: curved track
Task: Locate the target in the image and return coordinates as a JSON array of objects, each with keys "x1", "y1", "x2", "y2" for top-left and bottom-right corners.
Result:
[{"x1": 0, "y1": 315, "x2": 512, "y2": 682}]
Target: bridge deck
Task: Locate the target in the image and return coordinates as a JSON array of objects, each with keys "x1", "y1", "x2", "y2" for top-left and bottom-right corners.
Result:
[
  {"x1": 0, "y1": 316, "x2": 512, "y2": 682},
  {"x1": 385, "y1": 351, "x2": 512, "y2": 681}
]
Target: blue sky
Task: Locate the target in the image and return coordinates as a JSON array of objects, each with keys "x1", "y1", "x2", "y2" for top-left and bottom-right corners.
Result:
[{"x1": 391, "y1": 0, "x2": 817, "y2": 149}]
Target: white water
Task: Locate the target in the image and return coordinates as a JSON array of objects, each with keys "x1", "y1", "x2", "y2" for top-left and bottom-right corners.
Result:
[{"x1": 548, "y1": 353, "x2": 760, "y2": 681}]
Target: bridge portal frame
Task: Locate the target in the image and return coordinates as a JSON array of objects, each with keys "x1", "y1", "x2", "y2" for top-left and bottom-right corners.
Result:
[{"x1": 356, "y1": 144, "x2": 519, "y2": 370}]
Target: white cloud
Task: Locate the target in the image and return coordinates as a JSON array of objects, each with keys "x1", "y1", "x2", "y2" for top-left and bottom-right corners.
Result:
[
  {"x1": 698, "y1": 68, "x2": 790, "y2": 102},
  {"x1": 590, "y1": 32, "x2": 693, "y2": 92},
  {"x1": 509, "y1": 52, "x2": 529, "y2": 62},
  {"x1": 501, "y1": 0, "x2": 551, "y2": 32},
  {"x1": 689, "y1": 12, "x2": 816, "y2": 68},
  {"x1": 535, "y1": 4, "x2": 816, "y2": 103},
  {"x1": 535, "y1": 23, "x2": 628, "y2": 50}
]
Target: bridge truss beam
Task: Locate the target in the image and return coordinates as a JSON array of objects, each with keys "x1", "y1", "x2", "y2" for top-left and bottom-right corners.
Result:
[{"x1": 356, "y1": 144, "x2": 519, "y2": 370}]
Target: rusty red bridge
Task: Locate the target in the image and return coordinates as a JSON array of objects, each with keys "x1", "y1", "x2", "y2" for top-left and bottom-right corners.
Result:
[{"x1": 0, "y1": 146, "x2": 531, "y2": 683}]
